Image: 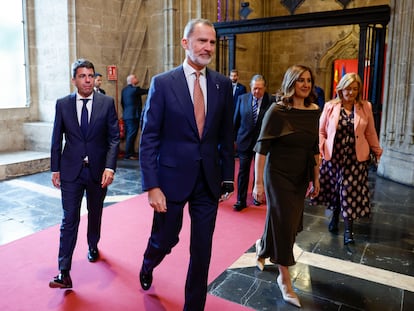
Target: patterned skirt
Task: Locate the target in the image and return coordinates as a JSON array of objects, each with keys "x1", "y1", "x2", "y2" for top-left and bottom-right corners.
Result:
[{"x1": 316, "y1": 147, "x2": 371, "y2": 220}]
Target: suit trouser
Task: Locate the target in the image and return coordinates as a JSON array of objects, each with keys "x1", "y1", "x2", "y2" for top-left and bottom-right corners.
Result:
[
  {"x1": 142, "y1": 169, "x2": 218, "y2": 311},
  {"x1": 124, "y1": 118, "x2": 139, "y2": 158},
  {"x1": 237, "y1": 150, "x2": 255, "y2": 204},
  {"x1": 58, "y1": 167, "x2": 107, "y2": 271}
]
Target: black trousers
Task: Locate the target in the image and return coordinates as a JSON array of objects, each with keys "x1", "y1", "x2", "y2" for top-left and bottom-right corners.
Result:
[{"x1": 236, "y1": 149, "x2": 255, "y2": 205}]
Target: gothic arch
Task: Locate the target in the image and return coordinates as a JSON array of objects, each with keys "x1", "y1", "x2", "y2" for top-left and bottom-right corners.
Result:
[{"x1": 318, "y1": 26, "x2": 359, "y2": 99}]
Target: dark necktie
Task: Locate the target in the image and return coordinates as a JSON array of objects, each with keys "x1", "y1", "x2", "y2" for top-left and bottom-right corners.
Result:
[
  {"x1": 252, "y1": 97, "x2": 258, "y2": 125},
  {"x1": 80, "y1": 98, "x2": 89, "y2": 137},
  {"x1": 193, "y1": 71, "x2": 205, "y2": 138}
]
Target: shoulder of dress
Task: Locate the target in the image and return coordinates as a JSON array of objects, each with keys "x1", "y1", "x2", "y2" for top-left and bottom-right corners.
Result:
[{"x1": 308, "y1": 103, "x2": 320, "y2": 110}]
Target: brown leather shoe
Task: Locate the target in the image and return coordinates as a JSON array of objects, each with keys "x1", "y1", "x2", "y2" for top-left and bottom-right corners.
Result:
[{"x1": 49, "y1": 271, "x2": 72, "y2": 289}]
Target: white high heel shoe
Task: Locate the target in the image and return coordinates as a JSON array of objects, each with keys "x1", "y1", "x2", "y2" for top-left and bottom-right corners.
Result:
[
  {"x1": 255, "y1": 239, "x2": 265, "y2": 271},
  {"x1": 277, "y1": 275, "x2": 301, "y2": 308}
]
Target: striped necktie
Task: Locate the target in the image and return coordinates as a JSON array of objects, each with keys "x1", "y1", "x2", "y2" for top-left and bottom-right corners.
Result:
[{"x1": 252, "y1": 97, "x2": 258, "y2": 125}]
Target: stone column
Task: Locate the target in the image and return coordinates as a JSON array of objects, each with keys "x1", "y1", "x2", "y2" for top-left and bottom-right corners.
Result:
[{"x1": 377, "y1": 0, "x2": 414, "y2": 186}]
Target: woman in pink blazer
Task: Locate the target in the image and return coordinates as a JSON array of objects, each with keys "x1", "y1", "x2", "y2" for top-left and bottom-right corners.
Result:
[{"x1": 317, "y1": 73, "x2": 382, "y2": 245}]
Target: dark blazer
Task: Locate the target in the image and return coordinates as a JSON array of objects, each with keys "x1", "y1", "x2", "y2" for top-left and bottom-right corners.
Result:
[
  {"x1": 234, "y1": 92, "x2": 272, "y2": 153},
  {"x1": 50, "y1": 92, "x2": 120, "y2": 182},
  {"x1": 121, "y1": 84, "x2": 149, "y2": 120},
  {"x1": 140, "y1": 65, "x2": 234, "y2": 201},
  {"x1": 233, "y1": 82, "x2": 247, "y2": 105},
  {"x1": 95, "y1": 87, "x2": 106, "y2": 94}
]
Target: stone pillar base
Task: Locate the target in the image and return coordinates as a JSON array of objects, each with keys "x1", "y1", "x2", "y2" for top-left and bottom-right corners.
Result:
[{"x1": 377, "y1": 149, "x2": 414, "y2": 186}]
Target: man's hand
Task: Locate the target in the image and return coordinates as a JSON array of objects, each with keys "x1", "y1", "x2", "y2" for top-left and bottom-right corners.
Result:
[
  {"x1": 51, "y1": 172, "x2": 61, "y2": 189},
  {"x1": 101, "y1": 169, "x2": 115, "y2": 188},
  {"x1": 148, "y1": 187, "x2": 167, "y2": 213},
  {"x1": 220, "y1": 182, "x2": 234, "y2": 201}
]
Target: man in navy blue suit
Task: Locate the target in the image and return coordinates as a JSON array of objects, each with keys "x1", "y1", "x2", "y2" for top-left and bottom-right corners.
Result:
[
  {"x1": 230, "y1": 69, "x2": 247, "y2": 106},
  {"x1": 233, "y1": 74, "x2": 271, "y2": 211},
  {"x1": 49, "y1": 59, "x2": 120, "y2": 289},
  {"x1": 139, "y1": 19, "x2": 234, "y2": 310},
  {"x1": 120, "y1": 74, "x2": 148, "y2": 160}
]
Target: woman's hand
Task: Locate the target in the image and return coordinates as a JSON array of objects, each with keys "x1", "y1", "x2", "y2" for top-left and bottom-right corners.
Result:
[
  {"x1": 253, "y1": 182, "x2": 265, "y2": 204},
  {"x1": 306, "y1": 180, "x2": 320, "y2": 199}
]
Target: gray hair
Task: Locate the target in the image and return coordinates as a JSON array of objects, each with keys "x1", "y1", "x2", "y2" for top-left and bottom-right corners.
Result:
[
  {"x1": 250, "y1": 74, "x2": 266, "y2": 87},
  {"x1": 183, "y1": 18, "x2": 214, "y2": 39}
]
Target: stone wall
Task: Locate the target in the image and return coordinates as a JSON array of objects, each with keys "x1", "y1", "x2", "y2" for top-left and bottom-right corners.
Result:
[{"x1": 8, "y1": 0, "x2": 414, "y2": 187}]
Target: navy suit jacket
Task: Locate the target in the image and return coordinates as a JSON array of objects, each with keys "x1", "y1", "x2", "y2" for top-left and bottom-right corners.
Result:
[
  {"x1": 121, "y1": 84, "x2": 149, "y2": 120},
  {"x1": 233, "y1": 82, "x2": 247, "y2": 105},
  {"x1": 140, "y1": 65, "x2": 235, "y2": 201},
  {"x1": 234, "y1": 92, "x2": 272, "y2": 153},
  {"x1": 50, "y1": 92, "x2": 120, "y2": 182}
]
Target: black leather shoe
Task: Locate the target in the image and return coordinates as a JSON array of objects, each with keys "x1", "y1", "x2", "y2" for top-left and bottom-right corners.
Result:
[
  {"x1": 253, "y1": 199, "x2": 261, "y2": 206},
  {"x1": 233, "y1": 201, "x2": 247, "y2": 211},
  {"x1": 139, "y1": 269, "x2": 153, "y2": 291},
  {"x1": 344, "y1": 230, "x2": 355, "y2": 245},
  {"x1": 328, "y1": 208, "x2": 340, "y2": 233},
  {"x1": 88, "y1": 248, "x2": 99, "y2": 262},
  {"x1": 328, "y1": 218, "x2": 339, "y2": 233},
  {"x1": 343, "y1": 218, "x2": 355, "y2": 245},
  {"x1": 49, "y1": 271, "x2": 72, "y2": 289}
]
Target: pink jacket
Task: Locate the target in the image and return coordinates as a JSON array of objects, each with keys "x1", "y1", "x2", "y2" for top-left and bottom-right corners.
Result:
[{"x1": 319, "y1": 99, "x2": 383, "y2": 162}]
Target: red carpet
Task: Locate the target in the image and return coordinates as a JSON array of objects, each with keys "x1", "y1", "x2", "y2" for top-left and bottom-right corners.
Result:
[{"x1": 0, "y1": 181, "x2": 266, "y2": 310}]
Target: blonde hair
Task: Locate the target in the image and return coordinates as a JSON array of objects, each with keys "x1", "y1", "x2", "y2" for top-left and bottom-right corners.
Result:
[{"x1": 336, "y1": 73, "x2": 363, "y2": 102}]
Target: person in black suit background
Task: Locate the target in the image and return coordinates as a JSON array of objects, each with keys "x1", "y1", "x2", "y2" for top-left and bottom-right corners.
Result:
[
  {"x1": 138, "y1": 18, "x2": 234, "y2": 310},
  {"x1": 120, "y1": 74, "x2": 148, "y2": 160},
  {"x1": 314, "y1": 85, "x2": 325, "y2": 110},
  {"x1": 233, "y1": 74, "x2": 271, "y2": 211},
  {"x1": 94, "y1": 72, "x2": 106, "y2": 94},
  {"x1": 49, "y1": 59, "x2": 120, "y2": 289},
  {"x1": 230, "y1": 69, "x2": 247, "y2": 106}
]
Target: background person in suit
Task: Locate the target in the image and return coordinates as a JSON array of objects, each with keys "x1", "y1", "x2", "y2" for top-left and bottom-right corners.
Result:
[
  {"x1": 314, "y1": 85, "x2": 325, "y2": 110},
  {"x1": 120, "y1": 74, "x2": 148, "y2": 160},
  {"x1": 94, "y1": 72, "x2": 106, "y2": 94},
  {"x1": 230, "y1": 69, "x2": 247, "y2": 106},
  {"x1": 49, "y1": 59, "x2": 120, "y2": 289},
  {"x1": 138, "y1": 18, "x2": 234, "y2": 311},
  {"x1": 233, "y1": 74, "x2": 271, "y2": 211}
]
